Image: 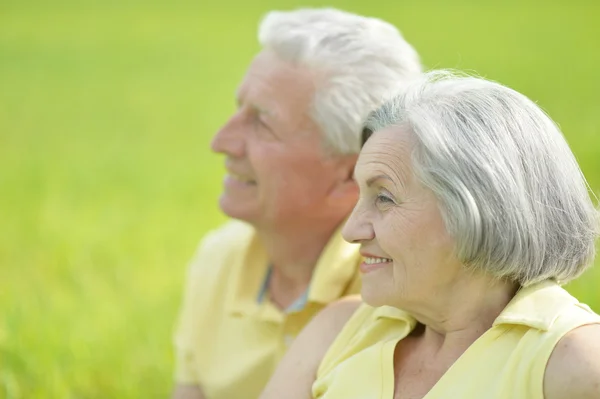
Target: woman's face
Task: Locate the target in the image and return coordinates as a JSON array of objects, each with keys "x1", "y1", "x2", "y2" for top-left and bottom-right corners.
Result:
[{"x1": 342, "y1": 126, "x2": 463, "y2": 310}]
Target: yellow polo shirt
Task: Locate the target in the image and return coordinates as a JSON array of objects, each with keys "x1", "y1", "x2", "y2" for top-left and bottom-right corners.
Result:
[
  {"x1": 173, "y1": 220, "x2": 361, "y2": 399},
  {"x1": 313, "y1": 280, "x2": 600, "y2": 398}
]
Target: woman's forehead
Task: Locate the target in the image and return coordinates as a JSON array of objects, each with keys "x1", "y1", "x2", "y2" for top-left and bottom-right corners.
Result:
[
  {"x1": 355, "y1": 127, "x2": 414, "y2": 182},
  {"x1": 364, "y1": 125, "x2": 413, "y2": 149}
]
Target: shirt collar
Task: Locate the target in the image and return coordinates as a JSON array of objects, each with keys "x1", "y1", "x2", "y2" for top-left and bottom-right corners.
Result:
[
  {"x1": 375, "y1": 305, "x2": 417, "y2": 325},
  {"x1": 306, "y1": 223, "x2": 361, "y2": 304},
  {"x1": 227, "y1": 222, "x2": 361, "y2": 318},
  {"x1": 256, "y1": 266, "x2": 310, "y2": 313},
  {"x1": 492, "y1": 279, "x2": 577, "y2": 331},
  {"x1": 227, "y1": 231, "x2": 270, "y2": 318},
  {"x1": 373, "y1": 280, "x2": 575, "y2": 332}
]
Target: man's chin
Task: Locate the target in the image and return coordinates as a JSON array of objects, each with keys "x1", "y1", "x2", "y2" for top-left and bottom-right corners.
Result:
[{"x1": 218, "y1": 196, "x2": 258, "y2": 223}]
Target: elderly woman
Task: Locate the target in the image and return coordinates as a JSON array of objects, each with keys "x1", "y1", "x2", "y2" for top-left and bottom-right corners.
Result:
[{"x1": 259, "y1": 71, "x2": 600, "y2": 399}]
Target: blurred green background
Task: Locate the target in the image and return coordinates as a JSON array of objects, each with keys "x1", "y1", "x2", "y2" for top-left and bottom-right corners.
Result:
[{"x1": 1, "y1": 0, "x2": 599, "y2": 397}]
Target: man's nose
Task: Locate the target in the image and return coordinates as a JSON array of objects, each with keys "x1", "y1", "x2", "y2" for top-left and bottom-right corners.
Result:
[{"x1": 211, "y1": 112, "x2": 246, "y2": 157}]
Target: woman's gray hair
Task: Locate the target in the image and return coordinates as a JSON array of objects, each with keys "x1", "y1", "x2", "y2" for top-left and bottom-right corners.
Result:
[
  {"x1": 365, "y1": 70, "x2": 599, "y2": 286},
  {"x1": 259, "y1": 8, "x2": 422, "y2": 154}
]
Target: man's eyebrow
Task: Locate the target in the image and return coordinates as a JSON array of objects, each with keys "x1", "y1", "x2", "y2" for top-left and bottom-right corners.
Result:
[
  {"x1": 254, "y1": 105, "x2": 272, "y2": 115},
  {"x1": 235, "y1": 96, "x2": 272, "y2": 116}
]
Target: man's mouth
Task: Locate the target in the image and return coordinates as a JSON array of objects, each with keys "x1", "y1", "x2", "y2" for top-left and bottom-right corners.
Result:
[{"x1": 228, "y1": 173, "x2": 257, "y2": 185}]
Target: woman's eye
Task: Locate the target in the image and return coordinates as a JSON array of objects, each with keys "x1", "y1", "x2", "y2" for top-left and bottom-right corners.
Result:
[{"x1": 376, "y1": 194, "x2": 395, "y2": 205}]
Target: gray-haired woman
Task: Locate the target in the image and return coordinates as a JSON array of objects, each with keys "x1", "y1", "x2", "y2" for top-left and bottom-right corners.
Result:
[{"x1": 260, "y1": 70, "x2": 600, "y2": 399}]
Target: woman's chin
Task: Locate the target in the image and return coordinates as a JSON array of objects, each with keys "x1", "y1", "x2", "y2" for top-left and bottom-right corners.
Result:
[
  {"x1": 360, "y1": 286, "x2": 391, "y2": 308},
  {"x1": 360, "y1": 268, "x2": 396, "y2": 307}
]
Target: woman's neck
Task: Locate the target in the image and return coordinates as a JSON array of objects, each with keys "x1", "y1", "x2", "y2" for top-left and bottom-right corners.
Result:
[{"x1": 406, "y1": 275, "x2": 519, "y2": 356}]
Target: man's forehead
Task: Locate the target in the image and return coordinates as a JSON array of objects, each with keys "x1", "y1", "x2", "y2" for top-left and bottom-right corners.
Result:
[
  {"x1": 234, "y1": 62, "x2": 283, "y2": 112},
  {"x1": 240, "y1": 51, "x2": 314, "y2": 98},
  {"x1": 235, "y1": 82, "x2": 272, "y2": 116}
]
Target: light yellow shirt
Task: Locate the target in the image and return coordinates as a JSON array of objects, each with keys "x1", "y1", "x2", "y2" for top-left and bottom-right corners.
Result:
[
  {"x1": 173, "y1": 220, "x2": 361, "y2": 399},
  {"x1": 314, "y1": 280, "x2": 600, "y2": 399}
]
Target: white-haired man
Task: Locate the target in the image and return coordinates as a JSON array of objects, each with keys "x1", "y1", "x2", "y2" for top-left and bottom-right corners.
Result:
[{"x1": 172, "y1": 8, "x2": 422, "y2": 399}]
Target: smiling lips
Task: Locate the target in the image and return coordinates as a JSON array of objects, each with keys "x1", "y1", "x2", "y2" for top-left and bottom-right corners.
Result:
[
  {"x1": 225, "y1": 172, "x2": 257, "y2": 188},
  {"x1": 360, "y1": 256, "x2": 393, "y2": 273},
  {"x1": 229, "y1": 172, "x2": 256, "y2": 184}
]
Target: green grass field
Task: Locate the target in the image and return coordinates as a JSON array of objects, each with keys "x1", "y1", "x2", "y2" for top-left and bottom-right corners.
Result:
[{"x1": 1, "y1": 1, "x2": 599, "y2": 397}]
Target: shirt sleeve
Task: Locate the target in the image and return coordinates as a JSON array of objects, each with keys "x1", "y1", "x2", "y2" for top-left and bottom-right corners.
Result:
[
  {"x1": 171, "y1": 221, "x2": 254, "y2": 384},
  {"x1": 172, "y1": 240, "x2": 207, "y2": 384}
]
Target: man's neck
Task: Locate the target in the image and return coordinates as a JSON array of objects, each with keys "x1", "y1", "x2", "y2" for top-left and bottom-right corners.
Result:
[{"x1": 256, "y1": 217, "x2": 344, "y2": 310}]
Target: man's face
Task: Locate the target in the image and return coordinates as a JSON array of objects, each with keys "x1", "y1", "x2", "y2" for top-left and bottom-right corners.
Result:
[{"x1": 211, "y1": 50, "x2": 355, "y2": 229}]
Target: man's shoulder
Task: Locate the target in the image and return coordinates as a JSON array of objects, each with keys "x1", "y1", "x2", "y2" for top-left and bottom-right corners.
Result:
[
  {"x1": 176, "y1": 221, "x2": 257, "y2": 321},
  {"x1": 199, "y1": 220, "x2": 255, "y2": 250},
  {"x1": 186, "y1": 220, "x2": 256, "y2": 280},
  {"x1": 192, "y1": 220, "x2": 255, "y2": 260}
]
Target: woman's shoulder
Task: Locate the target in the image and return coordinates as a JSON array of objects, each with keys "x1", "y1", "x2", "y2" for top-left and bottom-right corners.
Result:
[
  {"x1": 317, "y1": 299, "x2": 378, "y2": 351},
  {"x1": 259, "y1": 296, "x2": 363, "y2": 399},
  {"x1": 544, "y1": 323, "x2": 600, "y2": 399},
  {"x1": 298, "y1": 295, "x2": 364, "y2": 344},
  {"x1": 318, "y1": 296, "x2": 376, "y2": 334},
  {"x1": 319, "y1": 294, "x2": 365, "y2": 326},
  {"x1": 534, "y1": 284, "x2": 600, "y2": 398}
]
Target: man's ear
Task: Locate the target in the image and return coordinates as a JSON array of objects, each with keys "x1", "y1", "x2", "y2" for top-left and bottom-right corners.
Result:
[
  {"x1": 330, "y1": 177, "x2": 359, "y2": 200},
  {"x1": 329, "y1": 154, "x2": 359, "y2": 201}
]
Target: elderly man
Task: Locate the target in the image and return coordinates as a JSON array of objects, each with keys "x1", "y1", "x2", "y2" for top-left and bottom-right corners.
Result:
[{"x1": 171, "y1": 8, "x2": 422, "y2": 399}]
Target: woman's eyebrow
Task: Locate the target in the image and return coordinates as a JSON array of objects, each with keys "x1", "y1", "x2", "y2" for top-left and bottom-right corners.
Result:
[{"x1": 366, "y1": 174, "x2": 393, "y2": 187}]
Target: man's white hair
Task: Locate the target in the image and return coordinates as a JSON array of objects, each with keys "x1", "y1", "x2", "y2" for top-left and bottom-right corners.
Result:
[
  {"x1": 365, "y1": 70, "x2": 599, "y2": 286},
  {"x1": 258, "y1": 8, "x2": 422, "y2": 154}
]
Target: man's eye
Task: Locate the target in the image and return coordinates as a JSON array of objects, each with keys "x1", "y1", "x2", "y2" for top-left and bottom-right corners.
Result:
[{"x1": 253, "y1": 115, "x2": 268, "y2": 129}]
